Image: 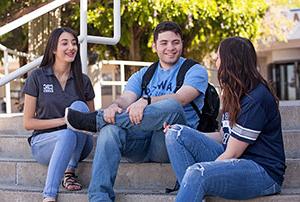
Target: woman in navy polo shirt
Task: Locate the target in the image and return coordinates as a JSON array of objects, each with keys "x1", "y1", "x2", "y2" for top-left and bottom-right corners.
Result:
[
  {"x1": 22, "y1": 27, "x2": 95, "y2": 202},
  {"x1": 165, "y1": 37, "x2": 286, "y2": 201}
]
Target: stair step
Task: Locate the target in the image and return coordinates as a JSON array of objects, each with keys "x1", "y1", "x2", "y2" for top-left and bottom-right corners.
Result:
[
  {"x1": 0, "y1": 113, "x2": 28, "y2": 135},
  {"x1": 1, "y1": 129, "x2": 299, "y2": 159},
  {"x1": 0, "y1": 134, "x2": 96, "y2": 159},
  {"x1": 0, "y1": 184, "x2": 299, "y2": 202},
  {"x1": 0, "y1": 102, "x2": 300, "y2": 134},
  {"x1": 280, "y1": 101, "x2": 300, "y2": 130},
  {"x1": 0, "y1": 184, "x2": 174, "y2": 202},
  {"x1": 0, "y1": 158, "x2": 176, "y2": 190},
  {"x1": 0, "y1": 157, "x2": 299, "y2": 189},
  {"x1": 282, "y1": 130, "x2": 300, "y2": 158}
]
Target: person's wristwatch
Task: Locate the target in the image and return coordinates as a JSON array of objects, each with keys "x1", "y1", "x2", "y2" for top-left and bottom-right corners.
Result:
[{"x1": 142, "y1": 95, "x2": 151, "y2": 105}]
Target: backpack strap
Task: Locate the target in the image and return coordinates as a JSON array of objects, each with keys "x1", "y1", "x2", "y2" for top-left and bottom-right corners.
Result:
[
  {"x1": 174, "y1": 59, "x2": 198, "y2": 92},
  {"x1": 174, "y1": 59, "x2": 202, "y2": 119},
  {"x1": 141, "y1": 61, "x2": 159, "y2": 96}
]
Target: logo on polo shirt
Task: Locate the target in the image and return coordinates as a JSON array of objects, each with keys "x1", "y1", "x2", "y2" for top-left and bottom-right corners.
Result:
[{"x1": 43, "y1": 84, "x2": 54, "y2": 93}]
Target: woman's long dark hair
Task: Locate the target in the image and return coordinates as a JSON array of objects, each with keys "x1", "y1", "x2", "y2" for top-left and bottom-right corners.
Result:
[
  {"x1": 40, "y1": 27, "x2": 85, "y2": 101},
  {"x1": 217, "y1": 36, "x2": 278, "y2": 124}
]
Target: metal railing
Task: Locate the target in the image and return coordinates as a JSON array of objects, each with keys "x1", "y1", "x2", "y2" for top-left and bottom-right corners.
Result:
[
  {"x1": 0, "y1": 44, "x2": 37, "y2": 113},
  {"x1": 0, "y1": 0, "x2": 121, "y2": 113}
]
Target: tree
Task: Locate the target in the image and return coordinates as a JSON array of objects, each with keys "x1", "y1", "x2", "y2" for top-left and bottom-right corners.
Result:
[
  {"x1": 1, "y1": 0, "x2": 295, "y2": 65},
  {"x1": 0, "y1": 0, "x2": 48, "y2": 64},
  {"x1": 66, "y1": 0, "x2": 269, "y2": 64}
]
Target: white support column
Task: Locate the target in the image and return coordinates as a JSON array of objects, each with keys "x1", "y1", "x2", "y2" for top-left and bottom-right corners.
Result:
[
  {"x1": 80, "y1": 0, "x2": 88, "y2": 74},
  {"x1": 112, "y1": 67, "x2": 116, "y2": 100},
  {"x1": 120, "y1": 63, "x2": 125, "y2": 93},
  {"x1": 97, "y1": 61, "x2": 103, "y2": 109},
  {"x1": 4, "y1": 50, "x2": 12, "y2": 113}
]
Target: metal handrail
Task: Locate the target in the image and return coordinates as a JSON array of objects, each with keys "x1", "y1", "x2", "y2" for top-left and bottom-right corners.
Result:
[
  {"x1": 80, "y1": 0, "x2": 121, "y2": 73},
  {"x1": 0, "y1": 0, "x2": 121, "y2": 113},
  {"x1": 0, "y1": 0, "x2": 121, "y2": 87},
  {"x1": 0, "y1": 44, "x2": 35, "y2": 59},
  {"x1": 0, "y1": 57, "x2": 43, "y2": 87},
  {"x1": 0, "y1": 0, "x2": 71, "y2": 36}
]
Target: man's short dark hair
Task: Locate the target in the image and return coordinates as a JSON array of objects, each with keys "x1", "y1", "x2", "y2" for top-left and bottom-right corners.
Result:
[{"x1": 153, "y1": 21, "x2": 183, "y2": 42}]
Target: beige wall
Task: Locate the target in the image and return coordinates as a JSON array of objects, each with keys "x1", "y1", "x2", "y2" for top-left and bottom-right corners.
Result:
[
  {"x1": 271, "y1": 48, "x2": 300, "y2": 63},
  {"x1": 258, "y1": 39, "x2": 300, "y2": 81}
]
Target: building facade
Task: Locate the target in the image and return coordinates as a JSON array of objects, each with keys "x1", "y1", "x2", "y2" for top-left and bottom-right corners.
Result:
[{"x1": 258, "y1": 9, "x2": 300, "y2": 100}]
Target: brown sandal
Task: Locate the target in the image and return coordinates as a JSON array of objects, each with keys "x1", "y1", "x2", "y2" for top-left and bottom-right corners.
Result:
[{"x1": 62, "y1": 172, "x2": 82, "y2": 191}]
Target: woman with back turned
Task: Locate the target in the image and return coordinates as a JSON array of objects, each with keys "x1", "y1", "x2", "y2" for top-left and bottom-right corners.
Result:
[{"x1": 165, "y1": 36, "x2": 286, "y2": 201}]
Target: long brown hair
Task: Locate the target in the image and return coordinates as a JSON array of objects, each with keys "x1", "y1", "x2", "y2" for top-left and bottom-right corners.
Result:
[
  {"x1": 217, "y1": 36, "x2": 278, "y2": 124},
  {"x1": 40, "y1": 27, "x2": 85, "y2": 101}
]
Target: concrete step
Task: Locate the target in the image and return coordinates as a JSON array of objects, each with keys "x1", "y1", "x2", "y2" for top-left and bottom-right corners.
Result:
[
  {"x1": 0, "y1": 101, "x2": 300, "y2": 134},
  {"x1": 0, "y1": 184, "x2": 175, "y2": 202},
  {"x1": 0, "y1": 134, "x2": 96, "y2": 160},
  {"x1": 280, "y1": 101, "x2": 300, "y2": 130},
  {"x1": 0, "y1": 158, "x2": 176, "y2": 190},
  {"x1": 282, "y1": 130, "x2": 300, "y2": 158},
  {"x1": 0, "y1": 113, "x2": 28, "y2": 135},
  {"x1": 1, "y1": 129, "x2": 299, "y2": 159},
  {"x1": 0, "y1": 157, "x2": 299, "y2": 190},
  {"x1": 0, "y1": 184, "x2": 299, "y2": 202}
]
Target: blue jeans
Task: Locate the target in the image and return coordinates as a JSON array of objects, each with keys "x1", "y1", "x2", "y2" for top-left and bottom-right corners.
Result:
[
  {"x1": 165, "y1": 124, "x2": 281, "y2": 201},
  {"x1": 31, "y1": 101, "x2": 93, "y2": 199},
  {"x1": 88, "y1": 99, "x2": 186, "y2": 202}
]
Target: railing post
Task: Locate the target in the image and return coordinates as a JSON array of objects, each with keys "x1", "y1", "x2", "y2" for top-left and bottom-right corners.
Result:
[
  {"x1": 97, "y1": 61, "x2": 103, "y2": 109},
  {"x1": 4, "y1": 50, "x2": 12, "y2": 113},
  {"x1": 120, "y1": 63, "x2": 125, "y2": 93},
  {"x1": 112, "y1": 68, "x2": 116, "y2": 101},
  {"x1": 80, "y1": 0, "x2": 88, "y2": 74}
]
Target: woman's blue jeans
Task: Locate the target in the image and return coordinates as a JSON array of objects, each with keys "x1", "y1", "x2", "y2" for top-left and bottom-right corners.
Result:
[
  {"x1": 30, "y1": 101, "x2": 93, "y2": 199},
  {"x1": 165, "y1": 124, "x2": 281, "y2": 202}
]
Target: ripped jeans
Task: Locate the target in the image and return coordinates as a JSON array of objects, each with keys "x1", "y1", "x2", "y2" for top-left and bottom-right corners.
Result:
[{"x1": 165, "y1": 124, "x2": 281, "y2": 202}]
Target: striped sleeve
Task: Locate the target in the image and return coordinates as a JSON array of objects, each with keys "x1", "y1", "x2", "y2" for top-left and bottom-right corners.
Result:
[
  {"x1": 231, "y1": 123, "x2": 261, "y2": 144},
  {"x1": 231, "y1": 100, "x2": 266, "y2": 144}
]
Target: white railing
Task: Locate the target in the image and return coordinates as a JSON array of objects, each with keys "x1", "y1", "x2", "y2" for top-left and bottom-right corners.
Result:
[
  {"x1": 0, "y1": 0, "x2": 121, "y2": 113},
  {"x1": 0, "y1": 0, "x2": 71, "y2": 36},
  {"x1": 0, "y1": 44, "x2": 37, "y2": 113},
  {"x1": 94, "y1": 60, "x2": 152, "y2": 109}
]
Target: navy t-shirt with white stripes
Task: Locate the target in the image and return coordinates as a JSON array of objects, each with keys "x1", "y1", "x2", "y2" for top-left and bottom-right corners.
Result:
[{"x1": 221, "y1": 83, "x2": 286, "y2": 186}]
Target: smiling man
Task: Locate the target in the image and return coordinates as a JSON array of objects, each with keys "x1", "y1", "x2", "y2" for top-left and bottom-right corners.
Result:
[{"x1": 65, "y1": 21, "x2": 208, "y2": 202}]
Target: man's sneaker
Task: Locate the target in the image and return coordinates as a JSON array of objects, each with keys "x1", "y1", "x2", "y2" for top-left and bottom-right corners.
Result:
[{"x1": 65, "y1": 108, "x2": 97, "y2": 135}]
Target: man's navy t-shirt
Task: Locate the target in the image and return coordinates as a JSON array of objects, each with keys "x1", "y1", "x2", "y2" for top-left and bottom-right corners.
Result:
[
  {"x1": 22, "y1": 66, "x2": 95, "y2": 136},
  {"x1": 221, "y1": 83, "x2": 286, "y2": 186}
]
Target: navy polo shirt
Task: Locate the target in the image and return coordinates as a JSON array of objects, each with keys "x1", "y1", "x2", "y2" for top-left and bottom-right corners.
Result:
[
  {"x1": 221, "y1": 83, "x2": 286, "y2": 186},
  {"x1": 22, "y1": 66, "x2": 95, "y2": 136}
]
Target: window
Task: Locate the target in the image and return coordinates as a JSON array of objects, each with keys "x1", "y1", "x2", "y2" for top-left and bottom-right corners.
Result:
[{"x1": 269, "y1": 61, "x2": 300, "y2": 100}]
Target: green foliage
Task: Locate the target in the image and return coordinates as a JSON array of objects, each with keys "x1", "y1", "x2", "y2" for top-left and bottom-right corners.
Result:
[
  {"x1": 1, "y1": 0, "x2": 280, "y2": 65},
  {"x1": 0, "y1": 1, "x2": 43, "y2": 52},
  {"x1": 76, "y1": 0, "x2": 268, "y2": 62}
]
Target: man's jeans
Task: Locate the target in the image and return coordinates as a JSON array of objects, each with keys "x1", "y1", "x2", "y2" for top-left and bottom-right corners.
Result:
[
  {"x1": 88, "y1": 99, "x2": 186, "y2": 202},
  {"x1": 165, "y1": 124, "x2": 281, "y2": 202},
  {"x1": 31, "y1": 101, "x2": 93, "y2": 198}
]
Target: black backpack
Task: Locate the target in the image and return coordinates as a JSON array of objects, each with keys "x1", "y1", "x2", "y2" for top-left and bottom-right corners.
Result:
[{"x1": 141, "y1": 59, "x2": 220, "y2": 133}]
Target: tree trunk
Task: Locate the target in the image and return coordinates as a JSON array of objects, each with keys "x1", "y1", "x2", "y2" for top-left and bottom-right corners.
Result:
[{"x1": 129, "y1": 25, "x2": 142, "y2": 61}]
